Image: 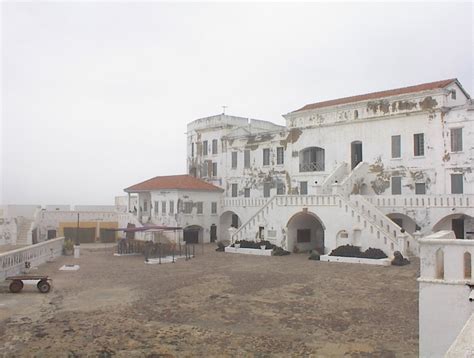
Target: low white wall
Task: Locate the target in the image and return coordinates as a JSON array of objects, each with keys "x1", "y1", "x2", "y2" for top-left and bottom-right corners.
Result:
[
  {"x1": 0, "y1": 237, "x2": 65, "y2": 280},
  {"x1": 225, "y1": 247, "x2": 272, "y2": 256},
  {"x1": 320, "y1": 255, "x2": 391, "y2": 266}
]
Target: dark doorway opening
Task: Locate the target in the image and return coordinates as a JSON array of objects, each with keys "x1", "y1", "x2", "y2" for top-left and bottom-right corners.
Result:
[
  {"x1": 210, "y1": 224, "x2": 217, "y2": 242},
  {"x1": 47, "y1": 229, "x2": 57, "y2": 240},
  {"x1": 351, "y1": 141, "x2": 363, "y2": 169},
  {"x1": 452, "y1": 218, "x2": 465, "y2": 239}
]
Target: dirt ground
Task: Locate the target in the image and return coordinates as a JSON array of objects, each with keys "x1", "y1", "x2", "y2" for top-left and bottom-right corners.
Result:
[{"x1": 0, "y1": 244, "x2": 419, "y2": 357}]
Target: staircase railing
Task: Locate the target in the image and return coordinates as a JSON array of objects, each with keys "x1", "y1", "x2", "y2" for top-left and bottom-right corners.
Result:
[
  {"x1": 319, "y1": 162, "x2": 349, "y2": 194},
  {"x1": 231, "y1": 195, "x2": 278, "y2": 242},
  {"x1": 337, "y1": 194, "x2": 402, "y2": 253}
]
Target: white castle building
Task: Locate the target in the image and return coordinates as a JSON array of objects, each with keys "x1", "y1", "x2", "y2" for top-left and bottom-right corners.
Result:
[{"x1": 123, "y1": 78, "x2": 474, "y2": 260}]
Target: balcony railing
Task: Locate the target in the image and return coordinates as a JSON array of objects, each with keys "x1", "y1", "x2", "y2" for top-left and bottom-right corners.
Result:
[{"x1": 299, "y1": 162, "x2": 324, "y2": 172}]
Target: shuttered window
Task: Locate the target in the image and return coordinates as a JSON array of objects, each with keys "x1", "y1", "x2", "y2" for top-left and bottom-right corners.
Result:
[
  {"x1": 197, "y1": 202, "x2": 203, "y2": 214},
  {"x1": 231, "y1": 184, "x2": 238, "y2": 197},
  {"x1": 244, "y1": 150, "x2": 250, "y2": 168},
  {"x1": 414, "y1": 133, "x2": 424, "y2": 156},
  {"x1": 451, "y1": 174, "x2": 463, "y2": 194},
  {"x1": 169, "y1": 201, "x2": 174, "y2": 214},
  {"x1": 263, "y1": 148, "x2": 270, "y2": 166},
  {"x1": 212, "y1": 139, "x2": 218, "y2": 154},
  {"x1": 162, "y1": 201, "x2": 166, "y2": 214},
  {"x1": 263, "y1": 183, "x2": 271, "y2": 198},
  {"x1": 211, "y1": 202, "x2": 217, "y2": 214},
  {"x1": 391, "y1": 177, "x2": 402, "y2": 195},
  {"x1": 451, "y1": 128, "x2": 463, "y2": 152},
  {"x1": 277, "y1": 183, "x2": 285, "y2": 195},
  {"x1": 415, "y1": 183, "x2": 426, "y2": 195},
  {"x1": 212, "y1": 162, "x2": 217, "y2": 177},
  {"x1": 300, "y1": 181, "x2": 308, "y2": 195},
  {"x1": 231, "y1": 152, "x2": 237, "y2": 169},
  {"x1": 391, "y1": 135, "x2": 401, "y2": 158},
  {"x1": 203, "y1": 141, "x2": 208, "y2": 156},
  {"x1": 277, "y1": 147, "x2": 284, "y2": 165}
]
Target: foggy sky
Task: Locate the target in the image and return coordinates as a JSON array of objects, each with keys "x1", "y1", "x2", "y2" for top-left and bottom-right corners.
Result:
[{"x1": 1, "y1": 1, "x2": 473, "y2": 205}]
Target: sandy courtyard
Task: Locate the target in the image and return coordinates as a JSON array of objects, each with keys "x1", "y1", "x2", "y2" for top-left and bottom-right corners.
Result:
[{"x1": 0, "y1": 245, "x2": 419, "y2": 357}]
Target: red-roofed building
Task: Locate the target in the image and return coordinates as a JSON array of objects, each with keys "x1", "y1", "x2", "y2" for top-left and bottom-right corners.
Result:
[{"x1": 124, "y1": 175, "x2": 224, "y2": 244}]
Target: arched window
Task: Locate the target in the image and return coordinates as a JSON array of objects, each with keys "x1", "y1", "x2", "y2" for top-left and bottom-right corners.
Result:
[
  {"x1": 436, "y1": 248, "x2": 444, "y2": 279},
  {"x1": 464, "y1": 252, "x2": 471, "y2": 279},
  {"x1": 299, "y1": 147, "x2": 325, "y2": 172}
]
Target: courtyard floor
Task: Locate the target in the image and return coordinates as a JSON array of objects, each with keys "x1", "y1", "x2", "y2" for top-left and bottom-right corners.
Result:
[{"x1": 0, "y1": 244, "x2": 419, "y2": 357}]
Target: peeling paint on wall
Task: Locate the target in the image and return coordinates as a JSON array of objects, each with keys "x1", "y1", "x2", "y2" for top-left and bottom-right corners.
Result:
[{"x1": 419, "y1": 96, "x2": 438, "y2": 111}]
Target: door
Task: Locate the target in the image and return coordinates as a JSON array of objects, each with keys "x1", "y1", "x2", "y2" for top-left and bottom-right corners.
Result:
[
  {"x1": 184, "y1": 228, "x2": 199, "y2": 244},
  {"x1": 452, "y1": 218, "x2": 464, "y2": 239},
  {"x1": 210, "y1": 224, "x2": 217, "y2": 242},
  {"x1": 351, "y1": 141, "x2": 363, "y2": 169},
  {"x1": 64, "y1": 227, "x2": 96, "y2": 243},
  {"x1": 100, "y1": 229, "x2": 116, "y2": 243}
]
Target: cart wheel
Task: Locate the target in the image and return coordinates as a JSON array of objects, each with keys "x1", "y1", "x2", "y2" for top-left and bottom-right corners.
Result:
[
  {"x1": 37, "y1": 280, "x2": 51, "y2": 294},
  {"x1": 9, "y1": 280, "x2": 23, "y2": 293}
]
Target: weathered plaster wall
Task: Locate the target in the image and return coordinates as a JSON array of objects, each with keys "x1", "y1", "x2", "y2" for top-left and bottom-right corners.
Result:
[{"x1": 418, "y1": 233, "x2": 474, "y2": 357}]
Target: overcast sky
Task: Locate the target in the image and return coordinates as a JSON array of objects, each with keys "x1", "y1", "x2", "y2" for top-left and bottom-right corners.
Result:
[{"x1": 1, "y1": 1, "x2": 473, "y2": 205}]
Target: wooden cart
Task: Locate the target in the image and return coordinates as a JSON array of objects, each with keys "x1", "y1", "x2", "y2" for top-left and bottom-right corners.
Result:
[{"x1": 5, "y1": 275, "x2": 52, "y2": 293}]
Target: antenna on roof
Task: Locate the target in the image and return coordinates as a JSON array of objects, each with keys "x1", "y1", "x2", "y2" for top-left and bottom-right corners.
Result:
[{"x1": 222, "y1": 105, "x2": 227, "y2": 115}]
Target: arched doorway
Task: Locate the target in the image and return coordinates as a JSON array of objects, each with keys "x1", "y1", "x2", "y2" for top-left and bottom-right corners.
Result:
[
  {"x1": 387, "y1": 213, "x2": 419, "y2": 234},
  {"x1": 287, "y1": 211, "x2": 325, "y2": 253},
  {"x1": 183, "y1": 225, "x2": 203, "y2": 244},
  {"x1": 219, "y1": 211, "x2": 242, "y2": 242},
  {"x1": 433, "y1": 214, "x2": 474, "y2": 239}
]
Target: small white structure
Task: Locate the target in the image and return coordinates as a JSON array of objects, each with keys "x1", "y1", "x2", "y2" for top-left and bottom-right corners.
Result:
[{"x1": 418, "y1": 231, "x2": 474, "y2": 357}]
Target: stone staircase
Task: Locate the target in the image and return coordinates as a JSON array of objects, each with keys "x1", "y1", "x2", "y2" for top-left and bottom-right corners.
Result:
[
  {"x1": 16, "y1": 217, "x2": 33, "y2": 245},
  {"x1": 231, "y1": 194, "x2": 405, "y2": 256}
]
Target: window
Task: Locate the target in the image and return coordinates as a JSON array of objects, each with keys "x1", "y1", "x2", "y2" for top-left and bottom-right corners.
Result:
[
  {"x1": 414, "y1": 133, "x2": 424, "y2": 156},
  {"x1": 231, "y1": 152, "x2": 237, "y2": 169},
  {"x1": 297, "y1": 229, "x2": 311, "y2": 243},
  {"x1": 244, "y1": 150, "x2": 250, "y2": 168},
  {"x1": 451, "y1": 90, "x2": 456, "y2": 100},
  {"x1": 203, "y1": 140, "x2": 208, "y2": 156},
  {"x1": 451, "y1": 128, "x2": 463, "y2": 152},
  {"x1": 300, "y1": 181, "x2": 308, "y2": 195},
  {"x1": 154, "y1": 201, "x2": 159, "y2": 215},
  {"x1": 300, "y1": 147, "x2": 325, "y2": 172},
  {"x1": 211, "y1": 202, "x2": 217, "y2": 214},
  {"x1": 169, "y1": 201, "x2": 174, "y2": 214},
  {"x1": 263, "y1": 148, "x2": 270, "y2": 166},
  {"x1": 415, "y1": 183, "x2": 426, "y2": 195},
  {"x1": 451, "y1": 174, "x2": 463, "y2": 194},
  {"x1": 263, "y1": 183, "x2": 271, "y2": 198},
  {"x1": 244, "y1": 188, "x2": 250, "y2": 198},
  {"x1": 354, "y1": 110, "x2": 359, "y2": 119},
  {"x1": 231, "y1": 183, "x2": 238, "y2": 197},
  {"x1": 277, "y1": 183, "x2": 285, "y2": 195},
  {"x1": 197, "y1": 202, "x2": 203, "y2": 214},
  {"x1": 391, "y1": 135, "x2": 401, "y2": 158},
  {"x1": 277, "y1": 147, "x2": 284, "y2": 165},
  {"x1": 162, "y1": 201, "x2": 166, "y2": 214},
  {"x1": 144, "y1": 200, "x2": 148, "y2": 212},
  {"x1": 212, "y1": 139, "x2": 218, "y2": 154},
  {"x1": 184, "y1": 202, "x2": 193, "y2": 214},
  {"x1": 191, "y1": 143, "x2": 194, "y2": 158},
  {"x1": 212, "y1": 162, "x2": 217, "y2": 177},
  {"x1": 391, "y1": 177, "x2": 402, "y2": 195}
]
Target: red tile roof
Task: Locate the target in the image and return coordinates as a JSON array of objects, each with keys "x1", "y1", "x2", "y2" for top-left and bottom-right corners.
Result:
[
  {"x1": 291, "y1": 79, "x2": 458, "y2": 113},
  {"x1": 124, "y1": 175, "x2": 223, "y2": 192}
]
